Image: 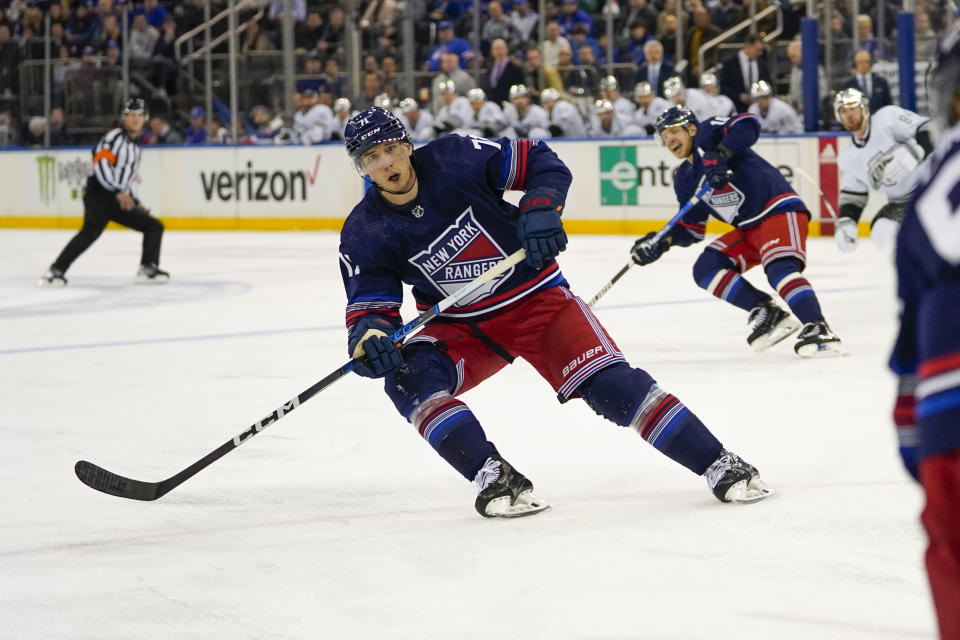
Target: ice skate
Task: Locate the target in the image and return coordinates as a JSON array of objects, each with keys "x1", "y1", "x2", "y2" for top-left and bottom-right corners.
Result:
[
  {"x1": 794, "y1": 321, "x2": 844, "y2": 357},
  {"x1": 746, "y1": 300, "x2": 800, "y2": 352},
  {"x1": 474, "y1": 454, "x2": 550, "y2": 518},
  {"x1": 38, "y1": 267, "x2": 67, "y2": 287},
  {"x1": 704, "y1": 449, "x2": 774, "y2": 504},
  {"x1": 135, "y1": 264, "x2": 170, "y2": 284}
]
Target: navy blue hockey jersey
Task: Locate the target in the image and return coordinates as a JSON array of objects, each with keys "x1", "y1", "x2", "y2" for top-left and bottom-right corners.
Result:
[
  {"x1": 338, "y1": 134, "x2": 572, "y2": 334},
  {"x1": 890, "y1": 125, "x2": 960, "y2": 462},
  {"x1": 668, "y1": 113, "x2": 807, "y2": 247}
]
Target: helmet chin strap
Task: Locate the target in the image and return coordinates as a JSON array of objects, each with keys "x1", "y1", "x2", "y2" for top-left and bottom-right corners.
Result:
[{"x1": 371, "y1": 173, "x2": 418, "y2": 196}]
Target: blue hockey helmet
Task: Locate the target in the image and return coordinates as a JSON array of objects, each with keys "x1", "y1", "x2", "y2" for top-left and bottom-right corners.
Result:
[
  {"x1": 344, "y1": 106, "x2": 410, "y2": 170},
  {"x1": 654, "y1": 106, "x2": 696, "y2": 145}
]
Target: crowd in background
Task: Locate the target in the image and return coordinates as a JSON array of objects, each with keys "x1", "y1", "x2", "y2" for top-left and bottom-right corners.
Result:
[{"x1": 0, "y1": 0, "x2": 952, "y2": 147}]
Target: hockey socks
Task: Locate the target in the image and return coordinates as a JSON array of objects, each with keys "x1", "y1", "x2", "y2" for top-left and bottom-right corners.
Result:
[
  {"x1": 693, "y1": 251, "x2": 769, "y2": 312},
  {"x1": 411, "y1": 392, "x2": 494, "y2": 480},
  {"x1": 766, "y1": 259, "x2": 824, "y2": 324},
  {"x1": 632, "y1": 384, "x2": 723, "y2": 475}
]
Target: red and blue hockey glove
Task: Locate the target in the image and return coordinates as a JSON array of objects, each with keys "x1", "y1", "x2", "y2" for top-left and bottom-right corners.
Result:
[
  {"x1": 517, "y1": 187, "x2": 567, "y2": 270},
  {"x1": 893, "y1": 375, "x2": 920, "y2": 481},
  {"x1": 347, "y1": 315, "x2": 404, "y2": 378},
  {"x1": 631, "y1": 232, "x2": 669, "y2": 266},
  {"x1": 702, "y1": 149, "x2": 731, "y2": 188}
]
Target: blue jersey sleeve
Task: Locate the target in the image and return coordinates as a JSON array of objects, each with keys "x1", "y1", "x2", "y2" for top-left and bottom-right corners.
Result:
[
  {"x1": 669, "y1": 201, "x2": 710, "y2": 247},
  {"x1": 695, "y1": 113, "x2": 761, "y2": 155},
  {"x1": 338, "y1": 235, "x2": 403, "y2": 335},
  {"x1": 481, "y1": 137, "x2": 573, "y2": 202}
]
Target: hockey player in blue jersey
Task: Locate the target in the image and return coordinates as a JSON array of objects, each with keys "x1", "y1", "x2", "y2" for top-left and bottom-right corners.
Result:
[
  {"x1": 338, "y1": 106, "x2": 774, "y2": 517},
  {"x1": 630, "y1": 107, "x2": 843, "y2": 357},
  {"x1": 889, "y1": 28, "x2": 960, "y2": 640}
]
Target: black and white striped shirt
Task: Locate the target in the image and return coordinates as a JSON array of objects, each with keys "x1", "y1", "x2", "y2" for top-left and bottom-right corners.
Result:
[{"x1": 91, "y1": 127, "x2": 141, "y2": 194}]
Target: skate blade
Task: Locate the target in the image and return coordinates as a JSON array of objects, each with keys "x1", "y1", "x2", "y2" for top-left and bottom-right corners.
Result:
[
  {"x1": 483, "y1": 491, "x2": 551, "y2": 518},
  {"x1": 796, "y1": 339, "x2": 846, "y2": 358},
  {"x1": 37, "y1": 278, "x2": 66, "y2": 288},
  {"x1": 135, "y1": 275, "x2": 170, "y2": 285},
  {"x1": 750, "y1": 319, "x2": 801, "y2": 352},
  {"x1": 725, "y1": 477, "x2": 775, "y2": 504}
]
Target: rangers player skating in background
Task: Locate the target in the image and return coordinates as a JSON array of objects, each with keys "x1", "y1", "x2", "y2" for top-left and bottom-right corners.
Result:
[
  {"x1": 337, "y1": 106, "x2": 773, "y2": 518},
  {"x1": 631, "y1": 107, "x2": 842, "y2": 357},
  {"x1": 833, "y1": 88, "x2": 933, "y2": 258}
]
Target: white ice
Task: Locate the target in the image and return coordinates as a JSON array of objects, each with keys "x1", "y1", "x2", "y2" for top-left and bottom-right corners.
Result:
[{"x1": 0, "y1": 229, "x2": 937, "y2": 640}]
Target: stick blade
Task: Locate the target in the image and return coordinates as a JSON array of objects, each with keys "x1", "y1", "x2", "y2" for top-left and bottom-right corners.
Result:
[{"x1": 74, "y1": 460, "x2": 163, "y2": 501}]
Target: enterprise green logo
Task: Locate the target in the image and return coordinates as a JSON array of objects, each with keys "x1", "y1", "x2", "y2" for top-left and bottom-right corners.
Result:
[{"x1": 599, "y1": 146, "x2": 637, "y2": 205}]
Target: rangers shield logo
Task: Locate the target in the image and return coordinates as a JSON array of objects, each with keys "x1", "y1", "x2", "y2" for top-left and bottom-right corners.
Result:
[
  {"x1": 409, "y1": 208, "x2": 512, "y2": 306},
  {"x1": 706, "y1": 181, "x2": 746, "y2": 223}
]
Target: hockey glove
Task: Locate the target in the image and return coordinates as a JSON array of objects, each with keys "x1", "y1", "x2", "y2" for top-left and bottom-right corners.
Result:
[
  {"x1": 702, "y1": 150, "x2": 731, "y2": 188},
  {"x1": 834, "y1": 217, "x2": 858, "y2": 253},
  {"x1": 347, "y1": 315, "x2": 404, "y2": 378},
  {"x1": 894, "y1": 376, "x2": 920, "y2": 481},
  {"x1": 517, "y1": 187, "x2": 567, "y2": 270},
  {"x1": 631, "y1": 231, "x2": 669, "y2": 266}
]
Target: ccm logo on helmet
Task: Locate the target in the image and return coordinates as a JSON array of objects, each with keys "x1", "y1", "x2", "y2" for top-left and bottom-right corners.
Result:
[
  {"x1": 562, "y1": 345, "x2": 605, "y2": 377},
  {"x1": 360, "y1": 127, "x2": 383, "y2": 140}
]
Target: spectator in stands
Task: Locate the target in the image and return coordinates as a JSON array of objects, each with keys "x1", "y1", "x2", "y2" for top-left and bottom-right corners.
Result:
[
  {"x1": 657, "y1": 14, "x2": 679, "y2": 62},
  {"x1": 144, "y1": 0, "x2": 169, "y2": 30},
  {"x1": 241, "y1": 17, "x2": 275, "y2": 53},
  {"x1": 152, "y1": 15, "x2": 178, "y2": 96},
  {"x1": 718, "y1": 33, "x2": 770, "y2": 112},
  {"x1": 617, "y1": 0, "x2": 658, "y2": 44},
  {"x1": 635, "y1": 39, "x2": 674, "y2": 98},
  {"x1": 569, "y1": 23, "x2": 600, "y2": 65},
  {"x1": 103, "y1": 39, "x2": 121, "y2": 68},
  {"x1": 430, "y1": 50, "x2": 475, "y2": 113},
  {"x1": 318, "y1": 8, "x2": 345, "y2": 62},
  {"x1": 855, "y1": 14, "x2": 882, "y2": 60},
  {"x1": 540, "y1": 20, "x2": 571, "y2": 68},
  {"x1": 915, "y1": 10, "x2": 937, "y2": 60},
  {"x1": 786, "y1": 38, "x2": 827, "y2": 116},
  {"x1": 184, "y1": 106, "x2": 208, "y2": 144},
  {"x1": 709, "y1": 0, "x2": 744, "y2": 32},
  {"x1": 359, "y1": 0, "x2": 399, "y2": 51},
  {"x1": 48, "y1": 108, "x2": 73, "y2": 146},
  {"x1": 522, "y1": 45, "x2": 562, "y2": 99},
  {"x1": 840, "y1": 49, "x2": 892, "y2": 112},
  {"x1": 624, "y1": 20, "x2": 652, "y2": 64},
  {"x1": 828, "y1": 12, "x2": 854, "y2": 73},
  {"x1": 573, "y1": 44, "x2": 600, "y2": 92},
  {"x1": 96, "y1": 15, "x2": 122, "y2": 54},
  {"x1": 325, "y1": 57, "x2": 348, "y2": 98},
  {"x1": 482, "y1": 2, "x2": 521, "y2": 52},
  {"x1": 426, "y1": 20, "x2": 474, "y2": 71},
  {"x1": 23, "y1": 116, "x2": 46, "y2": 148},
  {"x1": 147, "y1": 113, "x2": 183, "y2": 145},
  {"x1": 297, "y1": 51, "x2": 328, "y2": 93},
  {"x1": 205, "y1": 115, "x2": 231, "y2": 144},
  {"x1": 686, "y1": 7, "x2": 721, "y2": 78},
  {"x1": 511, "y1": 0, "x2": 540, "y2": 42},
  {"x1": 128, "y1": 11, "x2": 158, "y2": 71},
  {"x1": 354, "y1": 70, "x2": 385, "y2": 111},
  {"x1": 0, "y1": 23, "x2": 20, "y2": 97},
  {"x1": 0, "y1": 111, "x2": 18, "y2": 147},
  {"x1": 557, "y1": 0, "x2": 594, "y2": 38},
  {"x1": 485, "y1": 38, "x2": 525, "y2": 105},
  {"x1": 296, "y1": 10, "x2": 325, "y2": 52},
  {"x1": 67, "y1": 3, "x2": 99, "y2": 51}
]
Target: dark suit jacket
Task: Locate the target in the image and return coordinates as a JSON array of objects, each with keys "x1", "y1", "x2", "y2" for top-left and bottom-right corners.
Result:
[
  {"x1": 485, "y1": 60, "x2": 525, "y2": 105},
  {"x1": 718, "y1": 53, "x2": 771, "y2": 112},
  {"x1": 840, "y1": 73, "x2": 893, "y2": 112},
  {"x1": 634, "y1": 62, "x2": 676, "y2": 98}
]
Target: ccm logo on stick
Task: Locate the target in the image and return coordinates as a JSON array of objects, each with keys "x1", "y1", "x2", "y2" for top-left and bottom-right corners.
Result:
[{"x1": 562, "y1": 345, "x2": 604, "y2": 377}]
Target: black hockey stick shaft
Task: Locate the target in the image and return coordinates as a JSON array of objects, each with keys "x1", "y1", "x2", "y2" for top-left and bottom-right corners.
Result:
[
  {"x1": 75, "y1": 249, "x2": 527, "y2": 501},
  {"x1": 587, "y1": 183, "x2": 712, "y2": 307}
]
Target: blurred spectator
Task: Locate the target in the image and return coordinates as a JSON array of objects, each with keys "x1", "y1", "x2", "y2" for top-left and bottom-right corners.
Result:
[
  {"x1": 184, "y1": 106, "x2": 208, "y2": 144},
  {"x1": 293, "y1": 88, "x2": 335, "y2": 144},
  {"x1": 297, "y1": 52, "x2": 328, "y2": 93},
  {"x1": 915, "y1": 11, "x2": 937, "y2": 60},
  {"x1": 855, "y1": 14, "x2": 882, "y2": 60},
  {"x1": 430, "y1": 51, "x2": 475, "y2": 113},
  {"x1": 381, "y1": 55, "x2": 398, "y2": 77},
  {"x1": 708, "y1": 0, "x2": 744, "y2": 32},
  {"x1": 482, "y1": 2, "x2": 521, "y2": 52},
  {"x1": 128, "y1": 12, "x2": 159, "y2": 71},
  {"x1": 103, "y1": 39, "x2": 121, "y2": 68},
  {"x1": 48, "y1": 108, "x2": 73, "y2": 146},
  {"x1": 0, "y1": 23, "x2": 20, "y2": 97},
  {"x1": 354, "y1": 70, "x2": 384, "y2": 111},
  {"x1": 568, "y1": 23, "x2": 600, "y2": 65},
  {"x1": 426, "y1": 20, "x2": 474, "y2": 71},
  {"x1": 840, "y1": 49, "x2": 892, "y2": 112},
  {"x1": 718, "y1": 33, "x2": 770, "y2": 112},
  {"x1": 96, "y1": 15, "x2": 122, "y2": 53},
  {"x1": 296, "y1": 10, "x2": 325, "y2": 51},
  {"x1": 332, "y1": 97, "x2": 353, "y2": 140},
  {"x1": 540, "y1": 20, "x2": 571, "y2": 68},
  {"x1": 635, "y1": 40, "x2": 675, "y2": 98},
  {"x1": 617, "y1": 0, "x2": 658, "y2": 44},
  {"x1": 624, "y1": 21, "x2": 652, "y2": 64},
  {"x1": 557, "y1": 0, "x2": 594, "y2": 38},
  {"x1": 485, "y1": 38, "x2": 525, "y2": 105},
  {"x1": 152, "y1": 16, "x2": 178, "y2": 96},
  {"x1": 205, "y1": 115, "x2": 231, "y2": 144},
  {"x1": 686, "y1": 7, "x2": 721, "y2": 77},
  {"x1": 241, "y1": 18, "x2": 275, "y2": 53},
  {"x1": 511, "y1": 0, "x2": 540, "y2": 42},
  {"x1": 318, "y1": 8, "x2": 345, "y2": 62},
  {"x1": 828, "y1": 12, "x2": 854, "y2": 73},
  {"x1": 571, "y1": 44, "x2": 600, "y2": 93},
  {"x1": 246, "y1": 105, "x2": 281, "y2": 143},
  {"x1": 66, "y1": 3, "x2": 99, "y2": 51},
  {"x1": 144, "y1": 0, "x2": 169, "y2": 30},
  {"x1": 748, "y1": 80, "x2": 803, "y2": 134},
  {"x1": 23, "y1": 115, "x2": 46, "y2": 147},
  {"x1": 785, "y1": 38, "x2": 827, "y2": 115},
  {"x1": 147, "y1": 113, "x2": 183, "y2": 145},
  {"x1": 325, "y1": 58, "x2": 348, "y2": 98},
  {"x1": 522, "y1": 46, "x2": 563, "y2": 99},
  {"x1": 396, "y1": 97, "x2": 435, "y2": 141},
  {"x1": 359, "y1": 0, "x2": 399, "y2": 52},
  {"x1": 657, "y1": 14, "x2": 679, "y2": 61},
  {"x1": 0, "y1": 111, "x2": 18, "y2": 146}
]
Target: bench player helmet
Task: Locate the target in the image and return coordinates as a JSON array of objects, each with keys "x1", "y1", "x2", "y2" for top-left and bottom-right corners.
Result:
[
  {"x1": 344, "y1": 105, "x2": 411, "y2": 173},
  {"x1": 750, "y1": 80, "x2": 773, "y2": 99},
  {"x1": 654, "y1": 105, "x2": 696, "y2": 145}
]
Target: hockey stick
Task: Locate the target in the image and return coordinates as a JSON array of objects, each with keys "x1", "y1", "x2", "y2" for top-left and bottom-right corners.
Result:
[
  {"x1": 794, "y1": 167, "x2": 839, "y2": 220},
  {"x1": 74, "y1": 249, "x2": 527, "y2": 501},
  {"x1": 587, "y1": 182, "x2": 712, "y2": 307}
]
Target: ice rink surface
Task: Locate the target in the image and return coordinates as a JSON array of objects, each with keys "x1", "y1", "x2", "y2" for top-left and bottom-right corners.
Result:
[{"x1": 0, "y1": 229, "x2": 937, "y2": 639}]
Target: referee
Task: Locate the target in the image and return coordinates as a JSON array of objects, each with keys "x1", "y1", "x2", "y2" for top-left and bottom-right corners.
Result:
[{"x1": 39, "y1": 98, "x2": 169, "y2": 286}]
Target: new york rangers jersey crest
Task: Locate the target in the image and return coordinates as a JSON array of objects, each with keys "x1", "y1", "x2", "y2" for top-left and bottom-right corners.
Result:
[
  {"x1": 409, "y1": 208, "x2": 513, "y2": 306},
  {"x1": 705, "y1": 181, "x2": 746, "y2": 223}
]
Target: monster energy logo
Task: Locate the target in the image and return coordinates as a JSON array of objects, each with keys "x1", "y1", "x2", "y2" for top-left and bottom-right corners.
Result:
[{"x1": 37, "y1": 155, "x2": 55, "y2": 205}]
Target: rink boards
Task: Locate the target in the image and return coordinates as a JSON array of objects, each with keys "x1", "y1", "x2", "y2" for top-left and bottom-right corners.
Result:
[{"x1": 0, "y1": 134, "x2": 882, "y2": 235}]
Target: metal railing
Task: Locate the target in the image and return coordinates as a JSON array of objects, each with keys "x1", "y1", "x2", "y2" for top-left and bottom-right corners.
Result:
[{"x1": 698, "y1": 4, "x2": 783, "y2": 75}]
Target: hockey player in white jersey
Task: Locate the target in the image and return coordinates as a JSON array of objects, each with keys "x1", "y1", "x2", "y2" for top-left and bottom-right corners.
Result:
[
  {"x1": 664, "y1": 76, "x2": 727, "y2": 124},
  {"x1": 834, "y1": 88, "x2": 933, "y2": 257},
  {"x1": 747, "y1": 81, "x2": 802, "y2": 134},
  {"x1": 466, "y1": 88, "x2": 516, "y2": 139},
  {"x1": 433, "y1": 80, "x2": 476, "y2": 136},
  {"x1": 589, "y1": 99, "x2": 644, "y2": 138},
  {"x1": 699, "y1": 73, "x2": 735, "y2": 117},
  {"x1": 599, "y1": 75, "x2": 636, "y2": 122},
  {"x1": 396, "y1": 98, "x2": 436, "y2": 141},
  {"x1": 540, "y1": 88, "x2": 588, "y2": 138},
  {"x1": 293, "y1": 89, "x2": 335, "y2": 144},
  {"x1": 332, "y1": 97, "x2": 356, "y2": 141},
  {"x1": 632, "y1": 81, "x2": 671, "y2": 135},
  {"x1": 503, "y1": 84, "x2": 551, "y2": 138}
]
